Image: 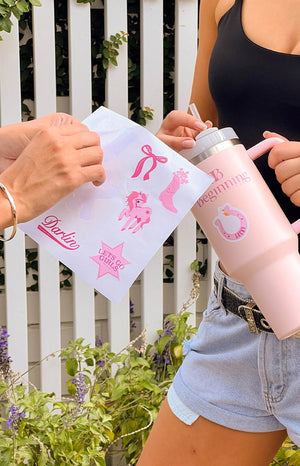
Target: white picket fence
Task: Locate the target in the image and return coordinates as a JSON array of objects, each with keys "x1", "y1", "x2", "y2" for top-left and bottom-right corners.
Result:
[{"x1": 0, "y1": 0, "x2": 215, "y2": 397}]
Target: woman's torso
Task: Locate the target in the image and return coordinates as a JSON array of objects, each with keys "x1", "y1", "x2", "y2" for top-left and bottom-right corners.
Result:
[{"x1": 209, "y1": 0, "x2": 300, "y2": 236}]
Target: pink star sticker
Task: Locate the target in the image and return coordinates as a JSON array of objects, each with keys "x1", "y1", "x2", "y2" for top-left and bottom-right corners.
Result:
[{"x1": 90, "y1": 241, "x2": 130, "y2": 280}]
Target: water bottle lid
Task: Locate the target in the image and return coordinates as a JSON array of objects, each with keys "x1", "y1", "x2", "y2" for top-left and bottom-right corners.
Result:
[{"x1": 181, "y1": 127, "x2": 239, "y2": 162}]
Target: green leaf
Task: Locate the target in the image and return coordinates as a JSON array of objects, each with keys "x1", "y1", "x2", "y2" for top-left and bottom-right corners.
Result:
[
  {"x1": 157, "y1": 334, "x2": 172, "y2": 353},
  {"x1": 66, "y1": 378, "x2": 76, "y2": 395},
  {"x1": 65, "y1": 357, "x2": 78, "y2": 376},
  {"x1": 0, "y1": 449, "x2": 11, "y2": 466},
  {"x1": 0, "y1": 16, "x2": 12, "y2": 33},
  {"x1": 85, "y1": 357, "x2": 94, "y2": 367},
  {"x1": 16, "y1": 0, "x2": 29, "y2": 13},
  {"x1": 102, "y1": 58, "x2": 109, "y2": 69},
  {"x1": 3, "y1": 0, "x2": 15, "y2": 6},
  {"x1": 38, "y1": 449, "x2": 49, "y2": 466},
  {"x1": 29, "y1": 0, "x2": 42, "y2": 5},
  {"x1": 110, "y1": 57, "x2": 118, "y2": 67},
  {"x1": 103, "y1": 48, "x2": 109, "y2": 58},
  {"x1": 0, "y1": 381, "x2": 8, "y2": 394}
]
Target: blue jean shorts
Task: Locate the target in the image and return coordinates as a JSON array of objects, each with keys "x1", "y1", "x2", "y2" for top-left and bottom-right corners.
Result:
[{"x1": 168, "y1": 262, "x2": 300, "y2": 446}]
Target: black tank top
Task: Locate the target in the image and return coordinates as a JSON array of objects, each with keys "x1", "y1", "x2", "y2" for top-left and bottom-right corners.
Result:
[{"x1": 209, "y1": 0, "x2": 300, "y2": 248}]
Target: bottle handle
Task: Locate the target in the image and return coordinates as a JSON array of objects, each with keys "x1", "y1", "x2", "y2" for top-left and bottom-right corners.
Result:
[
  {"x1": 247, "y1": 137, "x2": 284, "y2": 161},
  {"x1": 247, "y1": 137, "x2": 300, "y2": 235}
]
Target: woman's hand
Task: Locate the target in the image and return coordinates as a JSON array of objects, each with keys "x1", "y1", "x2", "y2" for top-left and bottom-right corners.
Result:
[
  {"x1": 0, "y1": 123, "x2": 105, "y2": 224},
  {"x1": 156, "y1": 110, "x2": 212, "y2": 152},
  {"x1": 0, "y1": 113, "x2": 81, "y2": 173},
  {"x1": 264, "y1": 131, "x2": 300, "y2": 207}
]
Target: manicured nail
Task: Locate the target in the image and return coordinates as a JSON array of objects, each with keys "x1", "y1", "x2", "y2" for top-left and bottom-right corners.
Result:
[
  {"x1": 182, "y1": 139, "x2": 195, "y2": 149},
  {"x1": 205, "y1": 120, "x2": 213, "y2": 128},
  {"x1": 263, "y1": 131, "x2": 271, "y2": 137},
  {"x1": 194, "y1": 120, "x2": 207, "y2": 130}
]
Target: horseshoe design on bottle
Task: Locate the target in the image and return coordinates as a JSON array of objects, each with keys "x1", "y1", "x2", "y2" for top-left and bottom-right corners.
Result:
[{"x1": 213, "y1": 204, "x2": 249, "y2": 242}]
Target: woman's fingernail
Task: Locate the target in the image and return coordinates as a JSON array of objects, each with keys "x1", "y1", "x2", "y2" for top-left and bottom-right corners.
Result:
[
  {"x1": 263, "y1": 131, "x2": 270, "y2": 137},
  {"x1": 194, "y1": 120, "x2": 207, "y2": 130},
  {"x1": 205, "y1": 120, "x2": 213, "y2": 128},
  {"x1": 182, "y1": 139, "x2": 195, "y2": 149}
]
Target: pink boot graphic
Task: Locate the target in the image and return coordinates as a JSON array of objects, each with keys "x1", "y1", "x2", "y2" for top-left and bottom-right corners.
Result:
[{"x1": 159, "y1": 168, "x2": 189, "y2": 213}]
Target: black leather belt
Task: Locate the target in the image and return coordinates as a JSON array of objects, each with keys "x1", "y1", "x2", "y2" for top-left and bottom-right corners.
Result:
[{"x1": 213, "y1": 278, "x2": 273, "y2": 334}]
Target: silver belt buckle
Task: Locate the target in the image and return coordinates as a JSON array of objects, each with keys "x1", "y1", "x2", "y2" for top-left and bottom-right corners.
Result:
[{"x1": 238, "y1": 303, "x2": 259, "y2": 334}]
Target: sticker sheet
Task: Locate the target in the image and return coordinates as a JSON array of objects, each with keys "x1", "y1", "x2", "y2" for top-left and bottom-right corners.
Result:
[{"x1": 20, "y1": 107, "x2": 212, "y2": 303}]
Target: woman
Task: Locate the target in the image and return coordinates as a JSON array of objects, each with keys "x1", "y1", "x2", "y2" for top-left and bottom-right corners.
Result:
[
  {"x1": 138, "y1": 1, "x2": 300, "y2": 465},
  {"x1": 0, "y1": 113, "x2": 105, "y2": 238}
]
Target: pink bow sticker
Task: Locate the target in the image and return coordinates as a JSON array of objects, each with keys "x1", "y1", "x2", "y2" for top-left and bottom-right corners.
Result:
[{"x1": 131, "y1": 145, "x2": 168, "y2": 181}]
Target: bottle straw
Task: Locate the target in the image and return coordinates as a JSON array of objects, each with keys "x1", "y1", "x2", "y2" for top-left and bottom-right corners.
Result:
[{"x1": 189, "y1": 103, "x2": 207, "y2": 129}]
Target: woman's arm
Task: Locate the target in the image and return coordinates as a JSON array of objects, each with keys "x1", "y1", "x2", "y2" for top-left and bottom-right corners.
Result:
[
  {"x1": 0, "y1": 113, "x2": 82, "y2": 173},
  {"x1": 0, "y1": 121, "x2": 105, "y2": 231},
  {"x1": 156, "y1": 0, "x2": 220, "y2": 151},
  {"x1": 189, "y1": 0, "x2": 219, "y2": 125},
  {"x1": 265, "y1": 131, "x2": 300, "y2": 207}
]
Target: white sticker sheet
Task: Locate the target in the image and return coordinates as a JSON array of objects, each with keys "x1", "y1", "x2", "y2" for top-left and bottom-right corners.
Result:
[{"x1": 20, "y1": 107, "x2": 212, "y2": 302}]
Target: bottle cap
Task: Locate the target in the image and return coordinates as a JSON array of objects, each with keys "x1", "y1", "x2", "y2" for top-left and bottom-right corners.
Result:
[{"x1": 181, "y1": 127, "x2": 239, "y2": 162}]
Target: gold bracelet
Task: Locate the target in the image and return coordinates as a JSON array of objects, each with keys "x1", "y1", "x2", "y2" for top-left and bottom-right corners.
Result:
[{"x1": 0, "y1": 183, "x2": 17, "y2": 242}]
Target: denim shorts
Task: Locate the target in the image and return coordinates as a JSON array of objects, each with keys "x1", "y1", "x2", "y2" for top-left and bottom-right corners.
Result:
[{"x1": 168, "y1": 262, "x2": 300, "y2": 446}]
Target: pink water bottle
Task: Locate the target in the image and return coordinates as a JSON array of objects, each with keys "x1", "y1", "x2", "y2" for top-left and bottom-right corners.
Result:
[{"x1": 181, "y1": 126, "x2": 300, "y2": 340}]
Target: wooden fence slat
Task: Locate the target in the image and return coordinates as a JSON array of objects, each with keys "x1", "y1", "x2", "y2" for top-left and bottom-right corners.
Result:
[
  {"x1": 108, "y1": 294, "x2": 130, "y2": 353},
  {"x1": 73, "y1": 276, "x2": 96, "y2": 346},
  {"x1": 0, "y1": 17, "x2": 22, "y2": 125},
  {"x1": 139, "y1": 0, "x2": 164, "y2": 341},
  {"x1": 174, "y1": 0, "x2": 198, "y2": 112},
  {"x1": 4, "y1": 230, "x2": 28, "y2": 378},
  {"x1": 32, "y1": 0, "x2": 62, "y2": 395},
  {"x1": 0, "y1": 18, "x2": 28, "y2": 377},
  {"x1": 68, "y1": 0, "x2": 92, "y2": 121},
  {"x1": 140, "y1": 0, "x2": 164, "y2": 133},
  {"x1": 105, "y1": 0, "x2": 131, "y2": 354},
  {"x1": 68, "y1": 0, "x2": 96, "y2": 347},
  {"x1": 174, "y1": 1, "x2": 199, "y2": 321},
  {"x1": 141, "y1": 248, "x2": 163, "y2": 343},
  {"x1": 38, "y1": 248, "x2": 61, "y2": 394},
  {"x1": 104, "y1": 0, "x2": 128, "y2": 116},
  {"x1": 32, "y1": 0, "x2": 56, "y2": 116},
  {"x1": 174, "y1": 212, "x2": 196, "y2": 324}
]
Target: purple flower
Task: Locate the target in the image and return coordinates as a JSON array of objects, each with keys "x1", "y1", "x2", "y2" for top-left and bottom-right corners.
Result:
[
  {"x1": 0, "y1": 327, "x2": 12, "y2": 377},
  {"x1": 7, "y1": 404, "x2": 25, "y2": 434},
  {"x1": 72, "y1": 372, "x2": 89, "y2": 406},
  {"x1": 95, "y1": 335, "x2": 103, "y2": 348},
  {"x1": 130, "y1": 300, "x2": 134, "y2": 315}
]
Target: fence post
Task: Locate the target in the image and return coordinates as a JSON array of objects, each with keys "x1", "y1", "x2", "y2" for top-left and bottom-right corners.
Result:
[
  {"x1": 174, "y1": 0, "x2": 198, "y2": 323},
  {"x1": 104, "y1": 0, "x2": 128, "y2": 117},
  {"x1": 0, "y1": 18, "x2": 28, "y2": 378},
  {"x1": 104, "y1": 0, "x2": 130, "y2": 353},
  {"x1": 32, "y1": 0, "x2": 62, "y2": 396},
  {"x1": 68, "y1": 0, "x2": 96, "y2": 348},
  {"x1": 139, "y1": 0, "x2": 164, "y2": 342}
]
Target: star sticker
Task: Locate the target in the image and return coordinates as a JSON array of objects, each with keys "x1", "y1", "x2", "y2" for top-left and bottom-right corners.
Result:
[{"x1": 90, "y1": 241, "x2": 130, "y2": 280}]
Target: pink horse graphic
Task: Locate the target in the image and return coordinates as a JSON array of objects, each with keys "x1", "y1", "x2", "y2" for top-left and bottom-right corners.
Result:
[{"x1": 118, "y1": 191, "x2": 152, "y2": 234}]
